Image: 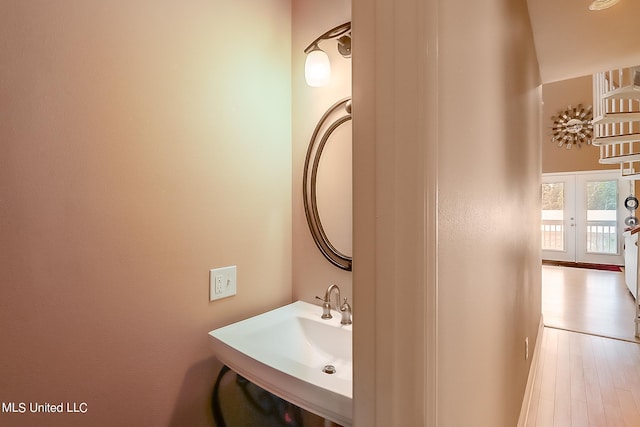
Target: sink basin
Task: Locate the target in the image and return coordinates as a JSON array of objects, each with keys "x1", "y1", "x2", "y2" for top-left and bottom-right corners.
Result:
[{"x1": 209, "y1": 300, "x2": 352, "y2": 426}]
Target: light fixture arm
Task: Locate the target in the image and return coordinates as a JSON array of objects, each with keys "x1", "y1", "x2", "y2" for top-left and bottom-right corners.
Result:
[{"x1": 303, "y1": 22, "x2": 351, "y2": 57}]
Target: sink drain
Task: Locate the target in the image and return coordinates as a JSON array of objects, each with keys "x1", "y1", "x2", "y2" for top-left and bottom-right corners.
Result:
[{"x1": 322, "y1": 364, "x2": 336, "y2": 375}]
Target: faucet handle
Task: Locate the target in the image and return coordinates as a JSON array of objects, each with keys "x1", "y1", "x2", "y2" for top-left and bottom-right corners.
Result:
[
  {"x1": 340, "y1": 297, "x2": 352, "y2": 325},
  {"x1": 315, "y1": 296, "x2": 332, "y2": 319}
]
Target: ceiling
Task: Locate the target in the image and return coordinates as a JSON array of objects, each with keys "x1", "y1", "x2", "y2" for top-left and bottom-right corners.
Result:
[{"x1": 527, "y1": 0, "x2": 640, "y2": 84}]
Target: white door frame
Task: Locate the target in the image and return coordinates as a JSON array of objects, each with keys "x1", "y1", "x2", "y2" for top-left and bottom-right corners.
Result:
[{"x1": 542, "y1": 170, "x2": 625, "y2": 265}]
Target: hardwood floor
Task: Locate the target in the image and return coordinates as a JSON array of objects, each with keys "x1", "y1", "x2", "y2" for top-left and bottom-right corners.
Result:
[
  {"x1": 526, "y1": 327, "x2": 640, "y2": 427},
  {"x1": 526, "y1": 266, "x2": 640, "y2": 426},
  {"x1": 542, "y1": 265, "x2": 638, "y2": 343}
]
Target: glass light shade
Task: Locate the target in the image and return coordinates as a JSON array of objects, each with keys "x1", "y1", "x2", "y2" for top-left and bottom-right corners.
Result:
[
  {"x1": 305, "y1": 49, "x2": 331, "y2": 87},
  {"x1": 589, "y1": 0, "x2": 621, "y2": 10}
]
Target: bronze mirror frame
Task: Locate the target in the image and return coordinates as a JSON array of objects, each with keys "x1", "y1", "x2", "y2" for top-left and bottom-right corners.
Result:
[{"x1": 303, "y1": 97, "x2": 352, "y2": 271}]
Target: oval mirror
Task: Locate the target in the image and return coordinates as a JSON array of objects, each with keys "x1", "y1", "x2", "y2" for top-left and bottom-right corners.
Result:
[{"x1": 303, "y1": 97, "x2": 352, "y2": 271}]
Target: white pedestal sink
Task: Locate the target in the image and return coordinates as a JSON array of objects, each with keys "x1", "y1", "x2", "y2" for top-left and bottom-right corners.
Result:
[{"x1": 209, "y1": 300, "x2": 352, "y2": 426}]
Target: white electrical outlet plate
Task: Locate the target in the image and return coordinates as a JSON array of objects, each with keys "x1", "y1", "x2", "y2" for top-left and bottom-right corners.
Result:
[{"x1": 210, "y1": 266, "x2": 237, "y2": 301}]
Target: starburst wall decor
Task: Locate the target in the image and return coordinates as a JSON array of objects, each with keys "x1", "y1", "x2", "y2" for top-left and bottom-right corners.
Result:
[{"x1": 551, "y1": 104, "x2": 593, "y2": 149}]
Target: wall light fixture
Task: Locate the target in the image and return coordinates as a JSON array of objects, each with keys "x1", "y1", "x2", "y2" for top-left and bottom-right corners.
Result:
[
  {"x1": 304, "y1": 22, "x2": 351, "y2": 87},
  {"x1": 589, "y1": 0, "x2": 621, "y2": 10}
]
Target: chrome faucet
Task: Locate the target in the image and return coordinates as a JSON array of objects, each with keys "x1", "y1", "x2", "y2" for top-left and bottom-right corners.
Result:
[{"x1": 315, "y1": 284, "x2": 352, "y2": 325}]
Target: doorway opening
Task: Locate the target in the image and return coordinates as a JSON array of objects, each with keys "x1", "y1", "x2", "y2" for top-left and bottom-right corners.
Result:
[{"x1": 541, "y1": 170, "x2": 626, "y2": 266}]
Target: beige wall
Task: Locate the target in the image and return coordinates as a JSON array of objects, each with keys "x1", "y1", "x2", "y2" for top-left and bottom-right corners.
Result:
[
  {"x1": 542, "y1": 75, "x2": 617, "y2": 173},
  {"x1": 437, "y1": 0, "x2": 541, "y2": 423},
  {"x1": 0, "y1": 1, "x2": 291, "y2": 426},
  {"x1": 292, "y1": 1, "x2": 352, "y2": 304},
  {"x1": 353, "y1": 0, "x2": 542, "y2": 425}
]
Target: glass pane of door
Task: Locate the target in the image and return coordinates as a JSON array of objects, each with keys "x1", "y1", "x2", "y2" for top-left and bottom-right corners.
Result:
[
  {"x1": 541, "y1": 182, "x2": 565, "y2": 251},
  {"x1": 585, "y1": 180, "x2": 618, "y2": 255},
  {"x1": 541, "y1": 174, "x2": 576, "y2": 263}
]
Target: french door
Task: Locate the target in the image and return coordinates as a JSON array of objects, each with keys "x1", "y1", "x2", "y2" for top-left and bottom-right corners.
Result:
[{"x1": 541, "y1": 171, "x2": 625, "y2": 265}]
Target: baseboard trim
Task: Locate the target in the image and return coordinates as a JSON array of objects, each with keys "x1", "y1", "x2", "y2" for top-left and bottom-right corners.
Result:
[{"x1": 517, "y1": 315, "x2": 544, "y2": 427}]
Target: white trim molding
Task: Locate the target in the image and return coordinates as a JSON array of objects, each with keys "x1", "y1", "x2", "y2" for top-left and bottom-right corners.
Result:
[{"x1": 352, "y1": 0, "x2": 439, "y2": 425}]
